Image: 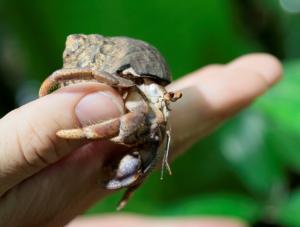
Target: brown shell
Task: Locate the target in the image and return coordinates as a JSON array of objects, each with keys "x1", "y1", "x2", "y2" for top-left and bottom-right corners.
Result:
[{"x1": 62, "y1": 34, "x2": 171, "y2": 85}]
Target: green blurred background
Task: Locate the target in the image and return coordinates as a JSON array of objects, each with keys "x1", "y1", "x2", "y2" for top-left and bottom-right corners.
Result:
[{"x1": 1, "y1": 0, "x2": 300, "y2": 226}]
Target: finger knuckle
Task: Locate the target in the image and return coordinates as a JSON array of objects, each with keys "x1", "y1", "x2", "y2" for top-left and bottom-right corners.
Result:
[{"x1": 16, "y1": 120, "x2": 60, "y2": 168}]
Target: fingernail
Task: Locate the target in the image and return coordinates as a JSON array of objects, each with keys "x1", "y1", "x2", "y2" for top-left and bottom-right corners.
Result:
[{"x1": 75, "y1": 91, "x2": 124, "y2": 126}]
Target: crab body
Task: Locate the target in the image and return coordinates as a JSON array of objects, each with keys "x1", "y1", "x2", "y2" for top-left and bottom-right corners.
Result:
[{"x1": 39, "y1": 34, "x2": 181, "y2": 210}]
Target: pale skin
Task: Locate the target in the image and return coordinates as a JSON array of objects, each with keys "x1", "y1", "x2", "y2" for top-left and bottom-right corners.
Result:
[{"x1": 0, "y1": 53, "x2": 282, "y2": 227}]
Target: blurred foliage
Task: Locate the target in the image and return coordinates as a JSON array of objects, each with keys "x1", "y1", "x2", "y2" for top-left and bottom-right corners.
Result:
[{"x1": 1, "y1": 0, "x2": 300, "y2": 226}]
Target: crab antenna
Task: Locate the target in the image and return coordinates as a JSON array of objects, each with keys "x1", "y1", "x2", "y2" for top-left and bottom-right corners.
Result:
[{"x1": 160, "y1": 130, "x2": 172, "y2": 180}]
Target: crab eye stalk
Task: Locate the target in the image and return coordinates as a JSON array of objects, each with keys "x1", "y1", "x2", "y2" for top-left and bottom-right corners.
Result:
[{"x1": 164, "y1": 91, "x2": 182, "y2": 102}]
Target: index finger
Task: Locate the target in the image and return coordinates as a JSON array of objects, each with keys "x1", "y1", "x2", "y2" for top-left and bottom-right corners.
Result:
[{"x1": 168, "y1": 53, "x2": 282, "y2": 157}]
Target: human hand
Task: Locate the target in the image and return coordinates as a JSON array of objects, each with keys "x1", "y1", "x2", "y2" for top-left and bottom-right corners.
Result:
[{"x1": 0, "y1": 53, "x2": 282, "y2": 227}]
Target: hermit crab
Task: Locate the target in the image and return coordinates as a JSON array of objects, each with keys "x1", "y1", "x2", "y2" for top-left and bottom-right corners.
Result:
[{"x1": 39, "y1": 34, "x2": 182, "y2": 210}]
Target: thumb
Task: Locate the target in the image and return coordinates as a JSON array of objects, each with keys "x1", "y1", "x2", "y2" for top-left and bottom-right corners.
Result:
[{"x1": 0, "y1": 82, "x2": 124, "y2": 196}]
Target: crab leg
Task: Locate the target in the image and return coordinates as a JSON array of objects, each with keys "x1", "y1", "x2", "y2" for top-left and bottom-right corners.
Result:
[
  {"x1": 39, "y1": 68, "x2": 134, "y2": 97},
  {"x1": 116, "y1": 184, "x2": 141, "y2": 211},
  {"x1": 56, "y1": 118, "x2": 121, "y2": 139},
  {"x1": 56, "y1": 110, "x2": 148, "y2": 142},
  {"x1": 57, "y1": 89, "x2": 150, "y2": 144}
]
